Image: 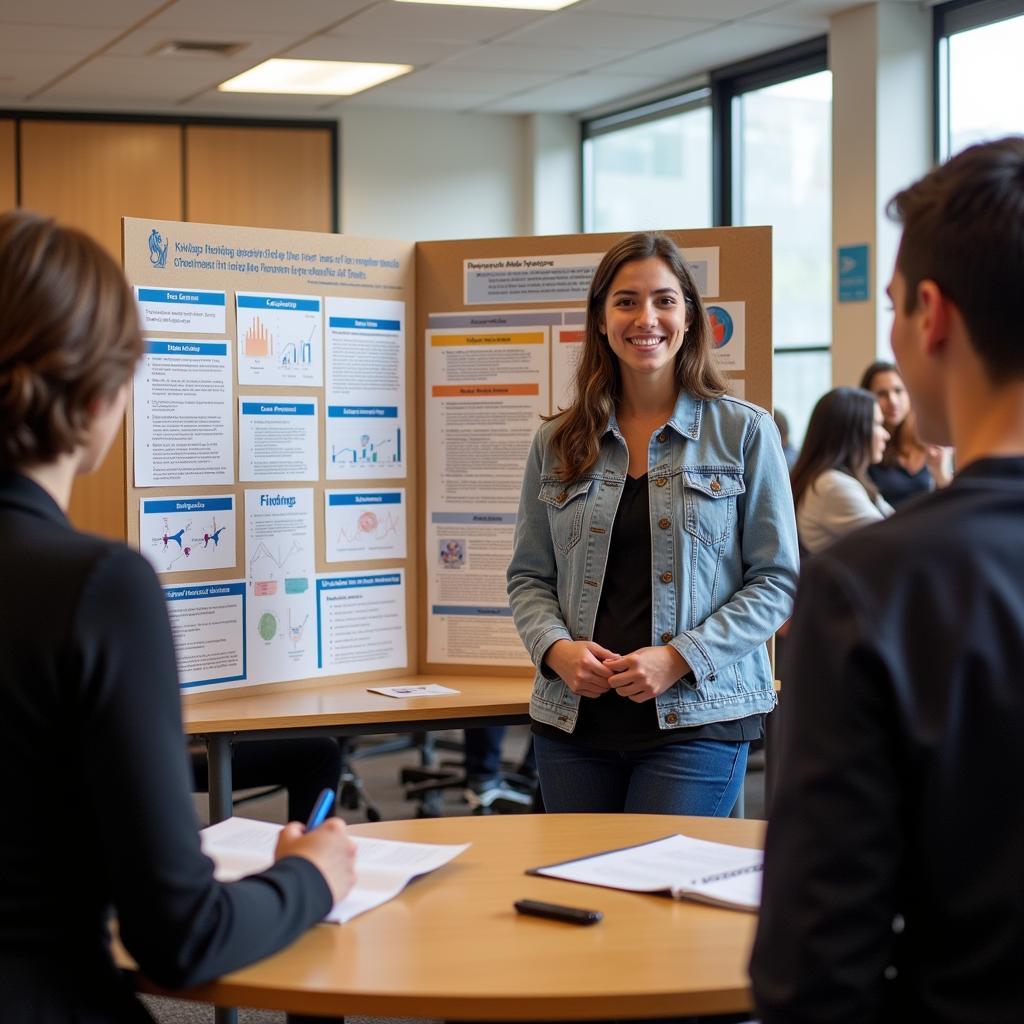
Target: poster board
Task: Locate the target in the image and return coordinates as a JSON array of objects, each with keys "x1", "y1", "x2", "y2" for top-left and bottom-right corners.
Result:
[
  {"x1": 124, "y1": 219, "x2": 416, "y2": 700},
  {"x1": 123, "y1": 220, "x2": 770, "y2": 698},
  {"x1": 415, "y1": 228, "x2": 771, "y2": 677}
]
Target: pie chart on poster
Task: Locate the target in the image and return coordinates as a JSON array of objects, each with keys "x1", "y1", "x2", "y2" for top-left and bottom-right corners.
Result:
[{"x1": 707, "y1": 306, "x2": 734, "y2": 348}]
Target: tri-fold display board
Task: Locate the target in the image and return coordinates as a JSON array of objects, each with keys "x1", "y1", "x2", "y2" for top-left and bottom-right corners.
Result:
[{"x1": 123, "y1": 219, "x2": 771, "y2": 700}]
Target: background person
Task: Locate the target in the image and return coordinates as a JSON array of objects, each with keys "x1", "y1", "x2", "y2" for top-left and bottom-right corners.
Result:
[
  {"x1": 860, "y1": 358, "x2": 951, "y2": 505},
  {"x1": 751, "y1": 136, "x2": 1024, "y2": 1024},
  {"x1": 789, "y1": 386, "x2": 893, "y2": 554},
  {"x1": 0, "y1": 211, "x2": 356, "y2": 1023},
  {"x1": 507, "y1": 232, "x2": 798, "y2": 816}
]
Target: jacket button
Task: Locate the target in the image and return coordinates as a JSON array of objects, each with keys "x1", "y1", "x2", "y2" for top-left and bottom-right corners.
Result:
[
  {"x1": 660, "y1": 631, "x2": 673, "y2": 643},
  {"x1": 556, "y1": 489, "x2": 568, "y2": 502},
  {"x1": 710, "y1": 479, "x2": 721, "y2": 492},
  {"x1": 657, "y1": 431, "x2": 667, "y2": 443},
  {"x1": 655, "y1": 476, "x2": 668, "y2": 487},
  {"x1": 660, "y1": 571, "x2": 673, "y2": 583},
  {"x1": 665, "y1": 712, "x2": 679, "y2": 725},
  {"x1": 658, "y1": 517, "x2": 670, "y2": 529}
]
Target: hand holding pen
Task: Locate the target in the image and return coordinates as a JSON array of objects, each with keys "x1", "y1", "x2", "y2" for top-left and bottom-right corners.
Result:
[{"x1": 274, "y1": 787, "x2": 357, "y2": 902}]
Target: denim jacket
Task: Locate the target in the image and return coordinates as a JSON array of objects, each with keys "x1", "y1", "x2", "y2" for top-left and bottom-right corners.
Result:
[{"x1": 506, "y1": 390, "x2": 799, "y2": 733}]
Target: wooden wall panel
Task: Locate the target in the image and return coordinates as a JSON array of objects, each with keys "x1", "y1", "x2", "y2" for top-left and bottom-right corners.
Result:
[
  {"x1": 185, "y1": 125, "x2": 332, "y2": 232},
  {"x1": 0, "y1": 121, "x2": 15, "y2": 212},
  {"x1": 19, "y1": 120, "x2": 184, "y2": 540}
]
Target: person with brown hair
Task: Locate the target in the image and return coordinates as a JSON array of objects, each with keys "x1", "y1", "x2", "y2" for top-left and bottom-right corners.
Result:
[
  {"x1": 860, "y1": 358, "x2": 951, "y2": 506},
  {"x1": 0, "y1": 210, "x2": 356, "y2": 1023},
  {"x1": 789, "y1": 386, "x2": 893, "y2": 554},
  {"x1": 506, "y1": 232, "x2": 799, "y2": 815},
  {"x1": 751, "y1": 138, "x2": 1024, "y2": 1022}
]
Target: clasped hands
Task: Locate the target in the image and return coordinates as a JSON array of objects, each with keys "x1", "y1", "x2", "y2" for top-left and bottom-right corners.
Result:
[{"x1": 544, "y1": 638, "x2": 690, "y2": 703}]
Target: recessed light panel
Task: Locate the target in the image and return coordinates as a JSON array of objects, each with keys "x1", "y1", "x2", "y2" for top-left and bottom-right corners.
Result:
[{"x1": 219, "y1": 59, "x2": 413, "y2": 96}]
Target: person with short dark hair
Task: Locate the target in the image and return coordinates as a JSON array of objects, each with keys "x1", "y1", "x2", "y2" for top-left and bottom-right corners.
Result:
[
  {"x1": 507, "y1": 232, "x2": 798, "y2": 815},
  {"x1": 860, "y1": 359, "x2": 951, "y2": 505},
  {"x1": 751, "y1": 137, "x2": 1024, "y2": 1022},
  {"x1": 789, "y1": 386, "x2": 892, "y2": 554},
  {"x1": 0, "y1": 211, "x2": 356, "y2": 1022}
]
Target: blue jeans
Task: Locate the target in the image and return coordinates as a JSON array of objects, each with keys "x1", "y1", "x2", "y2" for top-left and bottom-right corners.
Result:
[{"x1": 533, "y1": 733, "x2": 748, "y2": 816}]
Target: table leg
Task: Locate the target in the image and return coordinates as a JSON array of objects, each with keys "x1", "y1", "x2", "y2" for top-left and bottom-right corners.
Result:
[
  {"x1": 215, "y1": 1007, "x2": 238, "y2": 1024},
  {"x1": 207, "y1": 734, "x2": 233, "y2": 824}
]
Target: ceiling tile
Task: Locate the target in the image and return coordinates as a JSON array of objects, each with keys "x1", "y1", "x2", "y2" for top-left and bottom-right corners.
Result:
[
  {"x1": 440, "y1": 42, "x2": 626, "y2": 75},
  {"x1": 142, "y1": 0, "x2": 370, "y2": 35},
  {"x1": 499, "y1": 11, "x2": 717, "y2": 52},
  {"x1": 347, "y1": 89, "x2": 501, "y2": 112},
  {"x1": 285, "y1": 34, "x2": 466, "y2": 67},
  {"x1": 0, "y1": 1, "x2": 166, "y2": 28},
  {"x1": 578, "y1": 0, "x2": 781, "y2": 19},
  {"x1": 749, "y1": 0, "x2": 852, "y2": 29},
  {"x1": 0, "y1": 22, "x2": 119, "y2": 53},
  {"x1": 374, "y1": 65, "x2": 559, "y2": 96},
  {"x1": 480, "y1": 72, "x2": 671, "y2": 114},
  {"x1": 330, "y1": 4, "x2": 545, "y2": 44},
  {"x1": 0, "y1": 52, "x2": 80, "y2": 96},
  {"x1": 597, "y1": 21, "x2": 815, "y2": 78}
]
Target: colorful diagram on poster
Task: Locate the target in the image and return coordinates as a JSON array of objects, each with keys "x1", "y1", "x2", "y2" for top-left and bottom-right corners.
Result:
[
  {"x1": 236, "y1": 293, "x2": 323, "y2": 386},
  {"x1": 706, "y1": 301, "x2": 746, "y2": 371},
  {"x1": 327, "y1": 407, "x2": 403, "y2": 476},
  {"x1": 325, "y1": 489, "x2": 406, "y2": 562},
  {"x1": 139, "y1": 495, "x2": 236, "y2": 574}
]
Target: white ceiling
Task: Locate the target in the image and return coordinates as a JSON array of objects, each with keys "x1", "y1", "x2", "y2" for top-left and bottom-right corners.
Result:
[{"x1": 0, "y1": 0, "x2": 913, "y2": 117}]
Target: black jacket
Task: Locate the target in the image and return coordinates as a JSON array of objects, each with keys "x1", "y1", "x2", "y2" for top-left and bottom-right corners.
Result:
[
  {"x1": 0, "y1": 471, "x2": 331, "y2": 1022},
  {"x1": 751, "y1": 457, "x2": 1024, "y2": 1024}
]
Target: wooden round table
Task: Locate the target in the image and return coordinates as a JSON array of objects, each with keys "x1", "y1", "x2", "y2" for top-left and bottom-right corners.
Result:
[{"x1": 138, "y1": 813, "x2": 764, "y2": 1020}]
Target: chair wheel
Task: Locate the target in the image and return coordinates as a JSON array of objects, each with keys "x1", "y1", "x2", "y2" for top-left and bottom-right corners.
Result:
[{"x1": 339, "y1": 782, "x2": 360, "y2": 809}]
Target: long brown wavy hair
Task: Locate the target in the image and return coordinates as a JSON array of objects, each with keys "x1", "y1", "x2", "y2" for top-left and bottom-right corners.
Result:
[{"x1": 547, "y1": 232, "x2": 727, "y2": 482}]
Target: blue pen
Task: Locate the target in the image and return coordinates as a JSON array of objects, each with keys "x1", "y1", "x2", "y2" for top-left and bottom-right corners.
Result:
[{"x1": 305, "y1": 787, "x2": 336, "y2": 831}]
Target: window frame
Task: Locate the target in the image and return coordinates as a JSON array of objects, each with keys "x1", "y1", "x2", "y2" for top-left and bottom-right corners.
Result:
[{"x1": 933, "y1": 0, "x2": 1024, "y2": 161}]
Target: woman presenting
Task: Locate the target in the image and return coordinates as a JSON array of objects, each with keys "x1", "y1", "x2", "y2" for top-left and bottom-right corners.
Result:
[
  {"x1": 507, "y1": 232, "x2": 799, "y2": 815},
  {"x1": 0, "y1": 211, "x2": 355, "y2": 1022}
]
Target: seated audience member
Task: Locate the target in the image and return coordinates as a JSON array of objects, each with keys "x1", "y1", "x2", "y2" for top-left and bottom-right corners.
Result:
[
  {"x1": 773, "y1": 407, "x2": 799, "y2": 469},
  {"x1": 0, "y1": 211, "x2": 355, "y2": 1022},
  {"x1": 751, "y1": 138, "x2": 1024, "y2": 1022},
  {"x1": 860, "y1": 358, "x2": 952, "y2": 505},
  {"x1": 789, "y1": 386, "x2": 892, "y2": 554}
]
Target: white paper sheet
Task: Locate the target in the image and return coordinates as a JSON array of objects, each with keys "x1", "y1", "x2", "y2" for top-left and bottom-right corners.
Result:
[
  {"x1": 238, "y1": 396, "x2": 319, "y2": 482},
  {"x1": 236, "y1": 292, "x2": 324, "y2": 386},
  {"x1": 135, "y1": 285, "x2": 226, "y2": 334},
  {"x1": 244, "y1": 488, "x2": 317, "y2": 684},
  {"x1": 200, "y1": 817, "x2": 470, "y2": 923},
  {"x1": 140, "y1": 494, "x2": 236, "y2": 574},
  {"x1": 164, "y1": 580, "x2": 246, "y2": 690},
  {"x1": 315, "y1": 571, "x2": 407, "y2": 675},
  {"x1": 133, "y1": 339, "x2": 234, "y2": 487},
  {"x1": 324, "y1": 489, "x2": 407, "y2": 562},
  {"x1": 325, "y1": 297, "x2": 406, "y2": 479}
]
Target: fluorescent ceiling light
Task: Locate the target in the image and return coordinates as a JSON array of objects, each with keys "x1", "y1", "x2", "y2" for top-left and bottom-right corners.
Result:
[
  {"x1": 219, "y1": 59, "x2": 412, "y2": 96},
  {"x1": 393, "y1": 0, "x2": 579, "y2": 9}
]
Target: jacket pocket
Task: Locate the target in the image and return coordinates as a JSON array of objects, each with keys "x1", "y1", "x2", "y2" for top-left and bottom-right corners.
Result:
[
  {"x1": 681, "y1": 467, "x2": 745, "y2": 544},
  {"x1": 538, "y1": 477, "x2": 592, "y2": 554}
]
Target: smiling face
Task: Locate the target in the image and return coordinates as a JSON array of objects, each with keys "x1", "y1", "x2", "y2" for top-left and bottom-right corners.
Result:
[{"x1": 599, "y1": 256, "x2": 689, "y2": 384}]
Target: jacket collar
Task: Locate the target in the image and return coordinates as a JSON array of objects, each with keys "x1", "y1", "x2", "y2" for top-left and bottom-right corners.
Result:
[
  {"x1": 603, "y1": 390, "x2": 704, "y2": 440},
  {"x1": 0, "y1": 469, "x2": 69, "y2": 526}
]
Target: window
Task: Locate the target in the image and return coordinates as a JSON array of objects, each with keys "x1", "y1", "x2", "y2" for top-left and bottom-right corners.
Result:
[
  {"x1": 580, "y1": 40, "x2": 831, "y2": 445},
  {"x1": 937, "y1": 0, "x2": 1024, "y2": 159},
  {"x1": 719, "y1": 45, "x2": 832, "y2": 446},
  {"x1": 583, "y1": 90, "x2": 712, "y2": 233}
]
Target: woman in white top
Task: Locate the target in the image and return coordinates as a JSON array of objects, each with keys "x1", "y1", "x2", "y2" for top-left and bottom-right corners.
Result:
[{"x1": 790, "y1": 386, "x2": 893, "y2": 554}]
